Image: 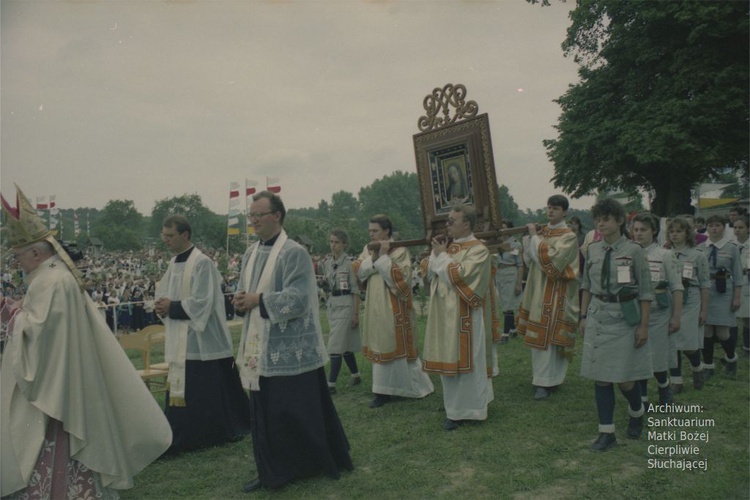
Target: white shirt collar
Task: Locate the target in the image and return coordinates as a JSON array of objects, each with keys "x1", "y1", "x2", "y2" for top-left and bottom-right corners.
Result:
[
  {"x1": 454, "y1": 233, "x2": 476, "y2": 244},
  {"x1": 708, "y1": 237, "x2": 730, "y2": 249}
]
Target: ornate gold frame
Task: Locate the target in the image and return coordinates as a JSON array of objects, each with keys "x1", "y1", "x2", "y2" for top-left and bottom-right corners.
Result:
[{"x1": 413, "y1": 110, "x2": 500, "y2": 236}]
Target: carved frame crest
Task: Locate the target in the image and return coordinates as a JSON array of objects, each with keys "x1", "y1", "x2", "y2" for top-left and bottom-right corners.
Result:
[{"x1": 413, "y1": 106, "x2": 501, "y2": 237}]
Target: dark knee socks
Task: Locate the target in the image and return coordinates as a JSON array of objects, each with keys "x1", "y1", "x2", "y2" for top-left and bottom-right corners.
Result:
[
  {"x1": 638, "y1": 380, "x2": 648, "y2": 403},
  {"x1": 619, "y1": 384, "x2": 644, "y2": 416},
  {"x1": 703, "y1": 337, "x2": 715, "y2": 366},
  {"x1": 328, "y1": 354, "x2": 342, "y2": 384},
  {"x1": 343, "y1": 351, "x2": 359, "y2": 375},
  {"x1": 723, "y1": 329, "x2": 737, "y2": 361},
  {"x1": 503, "y1": 312, "x2": 514, "y2": 334},
  {"x1": 595, "y1": 384, "x2": 615, "y2": 426},
  {"x1": 685, "y1": 350, "x2": 702, "y2": 368},
  {"x1": 670, "y1": 352, "x2": 682, "y2": 379}
]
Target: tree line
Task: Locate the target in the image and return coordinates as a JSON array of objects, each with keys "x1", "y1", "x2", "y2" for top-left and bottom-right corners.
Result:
[
  {"x1": 39, "y1": 165, "x2": 743, "y2": 256},
  {"x1": 45, "y1": 171, "x2": 581, "y2": 255}
]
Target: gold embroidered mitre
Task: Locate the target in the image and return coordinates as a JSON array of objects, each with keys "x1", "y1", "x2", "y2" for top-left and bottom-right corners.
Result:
[
  {"x1": 1, "y1": 185, "x2": 50, "y2": 248},
  {"x1": 2, "y1": 185, "x2": 84, "y2": 288}
]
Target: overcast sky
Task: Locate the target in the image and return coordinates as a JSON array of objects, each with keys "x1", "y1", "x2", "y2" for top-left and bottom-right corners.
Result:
[{"x1": 1, "y1": 0, "x2": 594, "y2": 217}]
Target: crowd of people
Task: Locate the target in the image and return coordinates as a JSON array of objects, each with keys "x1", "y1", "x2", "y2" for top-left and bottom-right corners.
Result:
[
  {"x1": 1, "y1": 246, "x2": 246, "y2": 335},
  {"x1": 2, "y1": 184, "x2": 747, "y2": 497}
]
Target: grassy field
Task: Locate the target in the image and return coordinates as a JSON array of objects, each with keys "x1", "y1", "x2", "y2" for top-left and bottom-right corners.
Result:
[{"x1": 121, "y1": 311, "x2": 749, "y2": 500}]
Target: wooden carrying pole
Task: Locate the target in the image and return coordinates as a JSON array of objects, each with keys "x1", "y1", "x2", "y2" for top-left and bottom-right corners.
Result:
[{"x1": 366, "y1": 225, "x2": 540, "y2": 251}]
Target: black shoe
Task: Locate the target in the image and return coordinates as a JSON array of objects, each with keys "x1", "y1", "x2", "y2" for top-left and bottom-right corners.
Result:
[
  {"x1": 693, "y1": 370, "x2": 705, "y2": 390},
  {"x1": 627, "y1": 416, "x2": 643, "y2": 439},
  {"x1": 328, "y1": 385, "x2": 337, "y2": 394},
  {"x1": 243, "y1": 479, "x2": 263, "y2": 493},
  {"x1": 703, "y1": 368, "x2": 714, "y2": 381},
  {"x1": 499, "y1": 336, "x2": 509, "y2": 345},
  {"x1": 726, "y1": 361, "x2": 737, "y2": 377},
  {"x1": 443, "y1": 418, "x2": 460, "y2": 431},
  {"x1": 369, "y1": 394, "x2": 391, "y2": 408},
  {"x1": 534, "y1": 387, "x2": 551, "y2": 400},
  {"x1": 672, "y1": 383, "x2": 683, "y2": 394},
  {"x1": 591, "y1": 433, "x2": 616, "y2": 451},
  {"x1": 658, "y1": 386, "x2": 674, "y2": 405},
  {"x1": 349, "y1": 376, "x2": 362, "y2": 387}
]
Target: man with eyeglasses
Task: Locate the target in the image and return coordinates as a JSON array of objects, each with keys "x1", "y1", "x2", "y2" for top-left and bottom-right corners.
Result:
[
  {"x1": 421, "y1": 205, "x2": 494, "y2": 430},
  {"x1": 155, "y1": 214, "x2": 250, "y2": 453},
  {"x1": 232, "y1": 191, "x2": 352, "y2": 493}
]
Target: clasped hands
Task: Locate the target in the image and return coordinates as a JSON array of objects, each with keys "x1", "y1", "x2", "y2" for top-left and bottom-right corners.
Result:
[
  {"x1": 232, "y1": 291, "x2": 261, "y2": 313},
  {"x1": 154, "y1": 297, "x2": 171, "y2": 317}
]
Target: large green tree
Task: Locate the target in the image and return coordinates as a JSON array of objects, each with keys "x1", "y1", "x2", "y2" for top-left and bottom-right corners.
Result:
[
  {"x1": 541, "y1": 0, "x2": 748, "y2": 216},
  {"x1": 358, "y1": 171, "x2": 423, "y2": 245},
  {"x1": 92, "y1": 200, "x2": 143, "y2": 250},
  {"x1": 497, "y1": 184, "x2": 521, "y2": 225},
  {"x1": 150, "y1": 194, "x2": 226, "y2": 250}
]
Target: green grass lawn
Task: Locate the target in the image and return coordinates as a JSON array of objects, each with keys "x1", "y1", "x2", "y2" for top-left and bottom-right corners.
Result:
[{"x1": 121, "y1": 312, "x2": 749, "y2": 499}]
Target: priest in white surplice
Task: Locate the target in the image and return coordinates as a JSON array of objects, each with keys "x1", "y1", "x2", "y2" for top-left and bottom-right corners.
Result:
[
  {"x1": 155, "y1": 215, "x2": 250, "y2": 453},
  {"x1": 232, "y1": 191, "x2": 353, "y2": 494},
  {"x1": 422, "y1": 205, "x2": 494, "y2": 430}
]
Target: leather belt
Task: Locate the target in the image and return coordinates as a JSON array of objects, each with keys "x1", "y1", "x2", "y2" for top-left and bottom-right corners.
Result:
[
  {"x1": 595, "y1": 293, "x2": 638, "y2": 303},
  {"x1": 331, "y1": 290, "x2": 351, "y2": 297}
]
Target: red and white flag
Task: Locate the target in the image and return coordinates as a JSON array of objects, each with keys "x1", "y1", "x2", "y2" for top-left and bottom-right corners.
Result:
[
  {"x1": 228, "y1": 182, "x2": 241, "y2": 218},
  {"x1": 36, "y1": 196, "x2": 48, "y2": 210},
  {"x1": 246, "y1": 179, "x2": 258, "y2": 197},
  {"x1": 229, "y1": 182, "x2": 240, "y2": 199},
  {"x1": 266, "y1": 177, "x2": 281, "y2": 193}
]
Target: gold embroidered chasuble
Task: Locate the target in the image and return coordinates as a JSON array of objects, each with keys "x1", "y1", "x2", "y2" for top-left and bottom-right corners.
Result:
[
  {"x1": 422, "y1": 239, "x2": 492, "y2": 376},
  {"x1": 1, "y1": 258, "x2": 172, "y2": 496},
  {"x1": 517, "y1": 226, "x2": 580, "y2": 350},
  {"x1": 353, "y1": 245, "x2": 418, "y2": 363}
]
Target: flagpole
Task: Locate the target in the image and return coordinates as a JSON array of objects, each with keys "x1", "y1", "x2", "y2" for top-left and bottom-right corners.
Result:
[{"x1": 227, "y1": 182, "x2": 231, "y2": 256}]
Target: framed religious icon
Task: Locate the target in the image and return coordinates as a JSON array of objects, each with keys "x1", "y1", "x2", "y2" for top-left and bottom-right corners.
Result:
[{"x1": 413, "y1": 110, "x2": 501, "y2": 237}]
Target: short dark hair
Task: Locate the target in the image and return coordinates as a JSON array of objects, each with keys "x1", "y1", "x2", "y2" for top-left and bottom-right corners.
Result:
[
  {"x1": 591, "y1": 198, "x2": 625, "y2": 220},
  {"x1": 252, "y1": 191, "x2": 286, "y2": 223},
  {"x1": 330, "y1": 229, "x2": 349, "y2": 245},
  {"x1": 369, "y1": 214, "x2": 393, "y2": 237},
  {"x1": 705, "y1": 214, "x2": 726, "y2": 226},
  {"x1": 163, "y1": 215, "x2": 192, "y2": 239},
  {"x1": 591, "y1": 198, "x2": 626, "y2": 235},
  {"x1": 547, "y1": 194, "x2": 569, "y2": 211},
  {"x1": 452, "y1": 205, "x2": 478, "y2": 231},
  {"x1": 632, "y1": 212, "x2": 660, "y2": 238}
]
